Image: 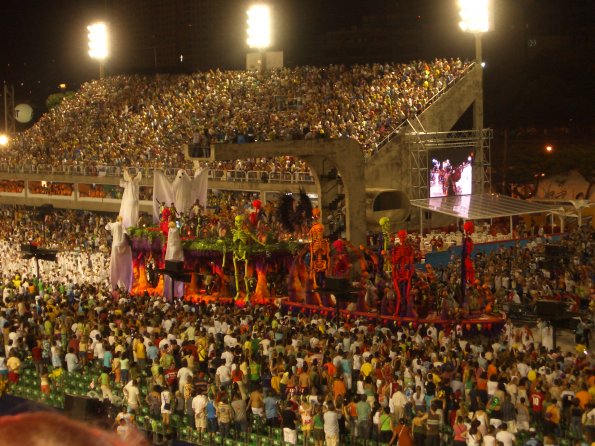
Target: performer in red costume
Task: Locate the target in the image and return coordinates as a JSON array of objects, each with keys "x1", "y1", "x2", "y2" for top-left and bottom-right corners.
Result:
[
  {"x1": 309, "y1": 208, "x2": 330, "y2": 289},
  {"x1": 461, "y1": 221, "x2": 475, "y2": 303},
  {"x1": 158, "y1": 201, "x2": 172, "y2": 236},
  {"x1": 331, "y1": 239, "x2": 350, "y2": 278},
  {"x1": 392, "y1": 230, "x2": 414, "y2": 317}
]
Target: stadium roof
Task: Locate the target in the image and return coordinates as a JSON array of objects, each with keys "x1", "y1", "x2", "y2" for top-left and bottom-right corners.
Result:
[{"x1": 409, "y1": 194, "x2": 560, "y2": 220}]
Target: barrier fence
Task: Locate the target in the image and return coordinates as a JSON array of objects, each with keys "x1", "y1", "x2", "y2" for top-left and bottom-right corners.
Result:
[{"x1": 0, "y1": 164, "x2": 315, "y2": 186}]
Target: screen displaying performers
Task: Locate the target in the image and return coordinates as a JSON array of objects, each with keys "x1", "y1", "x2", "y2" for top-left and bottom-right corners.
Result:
[{"x1": 429, "y1": 149, "x2": 474, "y2": 198}]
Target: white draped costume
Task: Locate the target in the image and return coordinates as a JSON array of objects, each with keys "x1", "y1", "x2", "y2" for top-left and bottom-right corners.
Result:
[
  {"x1": 105, "y1": 220, "x2": 133, "y2": 292},
  {"x1": 164, "y1": 225, "x2": 185, "y2": 300},
  {"x1": 540, "y1": 321, "x2": 554, "y2": 352},
  {"x1": 152, "y1": 168, "x2": 208, "y2": 223},
  {"x1": 119, "y1": 169, "x2": 142, "y2": 229}
]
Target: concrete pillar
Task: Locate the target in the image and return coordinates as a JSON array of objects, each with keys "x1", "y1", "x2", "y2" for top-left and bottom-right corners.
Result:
[{"x1": 341, "y1": 175, "x2": 366, "y2": 247}]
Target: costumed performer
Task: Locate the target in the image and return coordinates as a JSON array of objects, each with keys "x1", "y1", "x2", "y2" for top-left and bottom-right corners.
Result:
[
  {"x1": 230, "y1": 214, "x2": 265, "y2": 300},
  {"x1": 461, "y1": 220, "x2": 475, "y2": 303},
  {"x1": 119, "y1": 169, "x2": 142, "y2": 228},
  {"x1": 105, "y1": 216, "x2": 133, "y2": 292},
  {"x1": 309, "y1": 208, "x2": 329, "y2": 289},
  {"x1": 378, "y1": 217, "x2": 392, "y2": 274},
  {"x1": 392, "y1": 229, "x2": 414, "y2": 317},
  {"x1": 164, "y1": 221, "x2": 185, "y2": 300}
]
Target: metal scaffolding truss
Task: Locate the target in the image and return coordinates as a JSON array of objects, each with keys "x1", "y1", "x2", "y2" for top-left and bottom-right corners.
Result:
[{"x1": 406, "y1": 128, "x2": 492, "y2": 199}]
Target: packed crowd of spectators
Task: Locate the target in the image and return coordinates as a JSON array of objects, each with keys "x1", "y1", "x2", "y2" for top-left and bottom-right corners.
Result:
[
  {"x1": 0, "y1": 205, "x2": 592, "y2": 445},
  {"x1": 27, "y1": 181, "x2": 74, "y2": 196},
  {"x1": 5, "y1": 59, "x2": 471, "y2": 175},
  {"x1": 0, "y1": 180, "x2": 25, "y2": 194},
  {"x1": 0, "y1": 206, "x2": 111, "y2": 254}
]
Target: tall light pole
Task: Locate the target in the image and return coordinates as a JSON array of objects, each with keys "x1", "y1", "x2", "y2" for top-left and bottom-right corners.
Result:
[
  {"x1": 459, "y1": 0, "x2": 491, "y2": 194},
  {"x1": 88, "y1": 22, "x2": 109, "y2": 79},
  {"x1": 246, "y1": 4, "x2": 271, "y2": 73},
  {"x1": 458, "y1": 0, "x2": 491, "y2": 131}
]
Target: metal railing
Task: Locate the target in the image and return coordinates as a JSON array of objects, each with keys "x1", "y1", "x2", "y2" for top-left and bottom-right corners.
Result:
[{"x1": 0, "y1": 163, "x2": 315, "y2": 185}]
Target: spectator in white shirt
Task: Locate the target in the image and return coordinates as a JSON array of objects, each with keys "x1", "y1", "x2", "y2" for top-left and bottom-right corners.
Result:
[
  {"x1": 65, "y1": 348, "x2": 80, "y2": 372},
  {"x1": 192, "y1": 392, "x2": 208, "y2": 433},
  {"x1": 495, "y1": 423, "x2": 515, "y2": 446},
  {"x1": 216, "y1": 363, "x2": 231, "y2": 388},
  {"x1": 123, "y1": 379, "x2": 141, "y2": 413},
  {"x1": 177, "y1": 360, "x2": 194, "y2": 394}
]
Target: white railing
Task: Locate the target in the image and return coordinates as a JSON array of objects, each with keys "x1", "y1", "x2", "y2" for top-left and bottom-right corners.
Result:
[{"x1": 0, "y1": 163, "x2": 315, "y2": 185}]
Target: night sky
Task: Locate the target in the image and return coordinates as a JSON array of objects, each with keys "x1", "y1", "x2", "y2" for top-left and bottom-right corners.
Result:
[
  {"x1": 0, "y1": 1, "x2": 104, "y2": 101},
  {"x1": 0, "y1": 0, "x2": 593, "y2": 134}
]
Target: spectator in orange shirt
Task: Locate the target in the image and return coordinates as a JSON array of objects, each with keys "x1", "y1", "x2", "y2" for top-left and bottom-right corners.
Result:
[
  {"x1": 332, "y1": 377, "x2": 347, "y2": 403},
  {"x1": 576, "y1": 384, "x2": 592, "y2": 409},
  {"x1": 544, "y1": 398, "x2": 561, "y2": 436},
  {"x1": 487, "y1": 362, "x2": 498, "y2": 380}
]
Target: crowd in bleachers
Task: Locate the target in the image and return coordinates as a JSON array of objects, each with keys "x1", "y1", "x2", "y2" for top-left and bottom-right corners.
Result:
[
  {"x1": 27, "y1": 181, "x2": 74, "y2": 196},
  {"x1": 0, "y1": 180, "x2": 25, "y2": 193},
  {"x1": 0, "y1": 205, "x2": 592, "y2": 446},
  {"x1": 0, "y1": 206, "x2": 111, "y2": 254},
  {"x1": 5, "y1": 59, "x2": 470, "y2": 175}
]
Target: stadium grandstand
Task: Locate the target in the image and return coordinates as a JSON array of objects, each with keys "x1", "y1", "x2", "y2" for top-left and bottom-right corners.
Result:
[{"x1": 4, "y1": 59, "x2": 470, "y2": 172}]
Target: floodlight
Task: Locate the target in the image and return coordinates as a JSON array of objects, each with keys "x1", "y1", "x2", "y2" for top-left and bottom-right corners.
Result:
[
  {"x1": 88, "y1": 22, "x2": 109, "y2": 60},
  {"x1": 247, "y1": 5, "x2": 271, "y2": 49},
  {"x1": 0, "y1": 134, "x2": 9, "y2": 147},
  {"x1": 458, "y1": 0, "x2": 491, "y2": 33}
]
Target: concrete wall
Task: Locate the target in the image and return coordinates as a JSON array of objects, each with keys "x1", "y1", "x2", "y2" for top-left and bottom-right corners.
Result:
[{"x1": 364, "y1": 134, "x2": 410, "y2": 191}]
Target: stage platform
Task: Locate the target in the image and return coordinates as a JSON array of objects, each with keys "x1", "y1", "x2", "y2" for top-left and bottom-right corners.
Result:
[
  {"x1": 176, "y1": 292, "x2": 506, "y2": 330},
  {"x1": 281, "y1": 300, "x2": 506, "y2": 330}
]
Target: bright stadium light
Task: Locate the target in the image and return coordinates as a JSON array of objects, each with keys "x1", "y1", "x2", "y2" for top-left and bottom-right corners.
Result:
[
  {"x1": 458, "y1": 0, "x2": 491, "y2": 33},
  {"x1": 246, "y1": 5, "x2": 271, "y2": 50},
  {"x1": 87, "y1": 22, "x2": 109, "y2": 78},
  {"x1": 0, "y1": 134, "x2": 9, "y2": 147},
  {"x1": 457, "y1": 0, "x2": 491, "y2": 65},
  {"x1": 458, "y1": 0, "x2": 491, "y2": 190},
  {"x1": 247, "y1": 4, "x2": 271, "y2": 73}
]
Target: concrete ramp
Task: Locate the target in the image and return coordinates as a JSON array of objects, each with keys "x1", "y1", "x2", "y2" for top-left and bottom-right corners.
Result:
[{"x1": 417, "y1": 63, "x2": 482, "y2": 132}]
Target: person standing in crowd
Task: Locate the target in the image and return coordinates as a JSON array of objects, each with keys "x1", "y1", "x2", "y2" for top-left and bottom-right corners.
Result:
[
  {"x1": 312, "y1": 404, "x2": 325, "y2": 446},
  {"x1": 495, "y1": 423, "x2": 516, "y2": 446},
  {"x1": 389, "y1": 417, "x2": 413, "y2": 446},
  {"x1": 281, "y1": 400, "x2": 298, "y2": 446},
  {"x1": 379, "y1": 407, "x2": 393, "y2": 443},
  {"x1": 231, "y1": 390, "x2": 248, "y2": 435},
  {"x1": 216, "y1": 394, "x2": 233, "y2": 439},
  {"x1": 264, "y1": 389, "x2": 280, "y2": 428},
  {"x1": 452, "y1": 415, "x2": 468, "y2": 446},
  {"x1": 160, "y1": 385, "x2": 173, "y2": 427},
  {"x1": 324, "y1": 402, "x2": 341, "y2": 446},
  {"x1": 356, "y1": 393, "x2": 372, "y2": 440},
  {"x1": 123, "y1": 378, "x2": 141, "y2": 414}
]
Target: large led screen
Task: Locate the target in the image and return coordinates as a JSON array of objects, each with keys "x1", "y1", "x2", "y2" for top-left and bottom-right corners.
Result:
[{"x1": 429, "y1": 149, "x2": 474, "y2": 197}]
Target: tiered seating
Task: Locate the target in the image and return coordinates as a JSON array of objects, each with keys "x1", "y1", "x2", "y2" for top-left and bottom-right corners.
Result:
[{"x1": 6, "y1": 59, "x2": 471, "y2": 173}]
